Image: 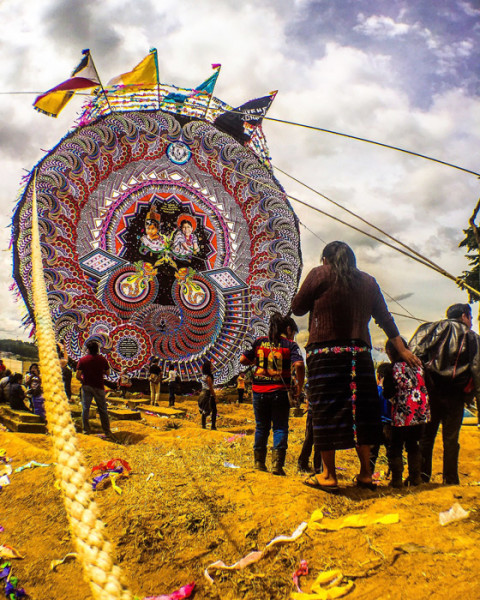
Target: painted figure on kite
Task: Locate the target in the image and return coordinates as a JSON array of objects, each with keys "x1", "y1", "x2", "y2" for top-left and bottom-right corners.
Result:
[
  {"x1": 12, "y1": 50, "x2": 302, "y2": 383},
  {"x1": 173, "y1": 216, "x2": 200, "y2": 260}
]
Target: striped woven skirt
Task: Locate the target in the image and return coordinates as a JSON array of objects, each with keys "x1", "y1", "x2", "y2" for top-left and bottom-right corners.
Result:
[{"x1": 306, "y1": 341, "x2": 381, "y2": 451}]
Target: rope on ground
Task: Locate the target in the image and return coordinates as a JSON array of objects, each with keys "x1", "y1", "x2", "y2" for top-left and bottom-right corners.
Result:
[{"x1": 30, "y1": 170, "x2": 133, "y2": 600}]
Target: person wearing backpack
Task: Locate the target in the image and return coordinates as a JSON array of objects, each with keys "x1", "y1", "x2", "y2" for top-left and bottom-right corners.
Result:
[
  {"x1": 149, "y1": 358, "x2": 162, "y2": 405},
  {"x1": 409, "y1": 303, "x2": 480, "y2": 485}
]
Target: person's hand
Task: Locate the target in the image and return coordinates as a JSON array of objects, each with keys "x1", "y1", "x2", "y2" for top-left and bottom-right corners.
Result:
[{"x1": 400, "y1": 348, "x2": 422, "y2": 369}]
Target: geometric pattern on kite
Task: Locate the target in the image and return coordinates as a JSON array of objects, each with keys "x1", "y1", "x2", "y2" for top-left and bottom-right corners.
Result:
[{"x1": 12, "y1": 110, "x2": 302, "y2": 383}]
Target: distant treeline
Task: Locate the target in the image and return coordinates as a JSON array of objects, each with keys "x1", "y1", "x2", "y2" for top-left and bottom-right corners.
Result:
[{"x1": 0, "y1": 339, "x2": 39, "y2": 360}]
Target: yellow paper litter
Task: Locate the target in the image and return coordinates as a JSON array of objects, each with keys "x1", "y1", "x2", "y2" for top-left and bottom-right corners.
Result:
[
  {"x1": 308, "y1": 509, "x2": 399, "y2": 531},
  {"x1": 291, "y1": 568, "x2": 354, "y2": 600},
  {"x1": 0, "y1": 545, "x2": 24, "y2": 559},
  {"x1": 110, "y1": 472, "x2": 123, "y2": 495},
  {"x1": 50, "y1": 552, "x2": 78, "y2": 571}
]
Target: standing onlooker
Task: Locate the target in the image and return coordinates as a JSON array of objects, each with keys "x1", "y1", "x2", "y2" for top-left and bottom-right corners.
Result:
[
  {"x1": 0, "y1": 360, "x2": 6, "y2": 378},
  {"x1": 240, "y1": 313, "x2": 305, "y2": 476},
  {"x1": 291, "y1": 241, "x2": 419, "y2": 492},
  {"x1": 237, "y1": 372, "x2": 246, "y2": 404},
  {"x1": 58, "y1": 343, "x2": 73, "y2": 402},
  {"x1": 410, "y1": 303, "x2": 480, "y2": 485},
  {"x1": 164, "y1": 364, "x2": 178, "y2": 407},
  {"x1": 198, "y1": 360, "x2": 217, "y2": 430},
  {"x1": 149, "y1": 358, "x2": 161, "y2": 405},
  {"x1": 76, "y1": 340, "x2": 114, "y2": 439},
  {"x1": 382, "y1": 339, "x2": 430, "y2": 487},
  {"x1": 25, "y1": 364, "x2": 45, "y2": 421},
  {"x1": 369, "y1": 362, "x2": 393, "y2": 478}
]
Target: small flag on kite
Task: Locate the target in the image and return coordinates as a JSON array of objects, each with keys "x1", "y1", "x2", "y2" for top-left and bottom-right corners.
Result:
[
  {"x1": 214, "y1": 91, "x2": 277, "y2": 142},
  {"x1": 108, "y1": 50, "x2": 158, "y2": 88},
  {"x1": 194, "y1": 64, "x2": 221, "y2": 95},
  {"x1": 33, "y1": 49, "x2": 100, "y2": 118}
]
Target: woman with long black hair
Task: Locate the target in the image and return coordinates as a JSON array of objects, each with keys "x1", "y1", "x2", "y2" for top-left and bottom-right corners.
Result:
[
  {"x1": 292, "y1": 241, "x2": 419, "y2": 492},
  {"x1": 240, "y1": 313, "x2": 305, "y2": 475}
]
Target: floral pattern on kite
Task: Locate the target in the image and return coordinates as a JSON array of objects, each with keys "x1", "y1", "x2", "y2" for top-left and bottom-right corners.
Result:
[{"x1": 12, "y1": 110, "x2": 301, "y2": 383}]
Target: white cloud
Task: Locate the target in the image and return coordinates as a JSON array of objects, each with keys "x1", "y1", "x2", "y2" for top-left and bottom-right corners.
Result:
[
  {"x1": 0, "y1": 0, "x2": 479, "y2": 346},
  {"x1": 354, "y1": 13, "x2": 414, "y2": 38}
]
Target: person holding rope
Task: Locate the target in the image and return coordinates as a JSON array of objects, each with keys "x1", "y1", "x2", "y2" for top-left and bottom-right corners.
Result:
[{"x1": 291, "y1": 241, "x2": 420, "y2": 493}]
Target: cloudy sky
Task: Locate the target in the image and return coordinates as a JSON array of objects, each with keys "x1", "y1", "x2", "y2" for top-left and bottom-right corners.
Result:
[{"x1": 1, "y1": 0, "x2": 479, "y2": 347}]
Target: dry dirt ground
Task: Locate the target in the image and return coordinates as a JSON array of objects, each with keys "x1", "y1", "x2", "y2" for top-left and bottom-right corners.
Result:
[{"x1": 1, "y1": 390, "x2": 480, "y2": 600}]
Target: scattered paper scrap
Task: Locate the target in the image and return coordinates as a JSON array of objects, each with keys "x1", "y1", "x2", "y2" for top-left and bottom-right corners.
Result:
[
  {"x1": 308, "y1": 510, "x2": 399, "y2": 531},
  {"x1": 205, "y1": 521, "x2": 308, "y2": 583},
  {"x1": 439, "y1": 503, "x2": 469, "y2": 526},
  {"x1": 0, "y1": 545, "x2": 24, "y2": 559},
  {"x1": 14, "y1": 461, "x2": 51, "y2": 473},
  {"x1": 0, "y1": 464, "x2": 12, "y2": 478},
  {"x1": 146, "y1": 473, "x2": 155, "y2": 482},
  {"x1": 50, "y1": 552, "x2": 78, "y2": 571},
  {"x1": 223, "y1": 461, "x2": 240, "y2": 469},
  {"x1": 0, "y1": 562, "x2": 27, "y2": 599},
  {"x1": 291, "y1": 568, "x2": 354, "y2": 600},
  {"x1": 143, "y1": 581, "x2": 195, "y2": 600},
  {"x1": 226, "y1": 434, "x2": 246, "y2": 443},
  {"x1": 0, "y1": 476, "x2": 10, "y2": 489},
  {"x1": 293, "y1": 560, "x2": 309, "y2": 593},
  {"x1": 92, "y1": 458, "x2": 132, "y2": 494}
]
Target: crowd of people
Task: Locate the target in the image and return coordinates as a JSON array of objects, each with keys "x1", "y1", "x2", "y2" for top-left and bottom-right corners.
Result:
[
  {"x1": 238, "y1": 241, "x2": 480, "y2": 490},
  {"x1": 1, "y1": 240, "x2": 478, "y2": 489}
]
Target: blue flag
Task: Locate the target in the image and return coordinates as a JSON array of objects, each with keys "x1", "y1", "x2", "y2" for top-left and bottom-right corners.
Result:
[{"x1": 195, "y1": 67, "x2": 220, "y2": 95}]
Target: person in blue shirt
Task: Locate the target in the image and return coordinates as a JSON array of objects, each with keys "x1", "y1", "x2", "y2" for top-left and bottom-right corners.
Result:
[{"x1": 369, "y1": 362, "x2": 392, "y2": 478}]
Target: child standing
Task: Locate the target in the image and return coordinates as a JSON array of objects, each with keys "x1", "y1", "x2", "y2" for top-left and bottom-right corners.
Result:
[
  {"x1": 383, "y1": 339, "x2": 430, "y2": 488},
  {"x1": 237, "y1": 372, "x2": 246, "y2": 404},
  {"x1": 369, "y1": 362, "x2": 393, "y2": 477}
]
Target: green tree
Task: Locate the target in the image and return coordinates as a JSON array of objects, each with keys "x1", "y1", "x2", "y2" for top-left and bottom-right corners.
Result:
[
  {"x1": 0, "y1": 339, "x2": 39, "y2": 360},
  {"x1": 460, "y1": 226, "x2": 480, "y2": 302}
]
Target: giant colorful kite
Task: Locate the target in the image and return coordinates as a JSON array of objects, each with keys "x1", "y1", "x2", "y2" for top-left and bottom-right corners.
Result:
[{"x1": 12, "y1": 58, "x2": 302, "y2": 383}]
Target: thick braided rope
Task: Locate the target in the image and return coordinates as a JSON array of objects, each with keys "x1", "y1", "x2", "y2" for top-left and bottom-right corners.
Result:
[{"x1": 30, "y1": 175, "x2": 133, "y2": 600}]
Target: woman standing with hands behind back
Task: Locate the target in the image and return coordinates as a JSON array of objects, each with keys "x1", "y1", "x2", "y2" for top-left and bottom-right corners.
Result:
[{"x1": 291, "y1": 241, "x2": 420, "y2": 493}]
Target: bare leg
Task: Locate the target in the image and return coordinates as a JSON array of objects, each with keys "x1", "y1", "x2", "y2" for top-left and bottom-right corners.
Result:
[
  {"x1": 356, "y1": 444, "x2": 373, "y2": 483},
  {"x1": 312, "y1": 450, "x2": 337, "y2": 486}
]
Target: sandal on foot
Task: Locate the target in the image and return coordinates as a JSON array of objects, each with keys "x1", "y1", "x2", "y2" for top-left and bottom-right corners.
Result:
[
  {"x1": 355, "y1": 477, "x2": 377, "y2": 491},
  {"x1": 303, "y1": 475, "x2": 339, "y2": 494}
]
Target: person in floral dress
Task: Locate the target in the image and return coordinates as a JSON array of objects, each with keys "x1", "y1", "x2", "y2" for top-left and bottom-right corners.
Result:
[{"x1": 382, "y1": 338, "x2": 430, "y2": 488}]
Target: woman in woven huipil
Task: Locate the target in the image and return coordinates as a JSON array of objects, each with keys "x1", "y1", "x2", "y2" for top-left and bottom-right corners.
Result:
[{"x1": 291, "y1": 241, "x2": 420, "y2": 493}]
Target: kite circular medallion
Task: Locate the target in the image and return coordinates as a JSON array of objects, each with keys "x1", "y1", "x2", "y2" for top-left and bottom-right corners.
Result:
[{"x1": 13, "y1": 105, "x2": 302, "y2": 382}]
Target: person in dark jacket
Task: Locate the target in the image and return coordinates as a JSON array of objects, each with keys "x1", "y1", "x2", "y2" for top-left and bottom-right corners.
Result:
[{"x1": 409, "y1": 303, "x2": 480, "y2": 485}]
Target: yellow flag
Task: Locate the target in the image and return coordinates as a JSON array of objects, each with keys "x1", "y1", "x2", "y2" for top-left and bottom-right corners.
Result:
[
  {"x1": 34, "y1": 90, "x2": 74, "y2": 118},
  {"x1": 108, "y1": 52, "x2": 157, "y2": 88}
]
